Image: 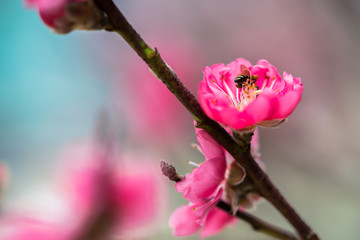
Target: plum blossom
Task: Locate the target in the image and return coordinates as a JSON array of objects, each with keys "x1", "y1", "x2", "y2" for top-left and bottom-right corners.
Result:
[
  {"x1": 198, "y1": 58, "x2": 303, "y2": 132},
  {"x1": 24, "y1": 0, "x2": 105, "y2": 34},
  {"x1": 169, "y1": 127, "x2": 263, "y2": 238}
]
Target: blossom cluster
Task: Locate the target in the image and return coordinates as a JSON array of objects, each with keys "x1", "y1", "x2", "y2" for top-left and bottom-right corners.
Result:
[
  {"x1": 169, "y1": 126, "x2": 263, "y2": 238},
  {"x1": 169, "y1": 58, "x2": 302, "y2": 238}
]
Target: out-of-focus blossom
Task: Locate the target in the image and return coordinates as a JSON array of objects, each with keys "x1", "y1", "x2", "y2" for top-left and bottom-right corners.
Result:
[
  {"x1": 198, "y1": 58, "x2": 303, "y2": 132},
  {"x1": 109, "y1": 159, "x2": 164, "y2": 236},
  {"x1": 0, "y1": 142, "x2": 166, "y2": 239},
  {"x1": 115, "y1": 37, "x2": 198, "y2": 146},
  {"x1": 24, "y1": 0, "x2": 105, "y2": 34},
  {"x1": 169, "y1": 127, "x2": 263, "y2": 238},
  {"x1": 0, "y1": 217, "x2": 70, "y2": 240},
  {"x1": 61, "y1": 143, "x2": 166, "y2": 238}
]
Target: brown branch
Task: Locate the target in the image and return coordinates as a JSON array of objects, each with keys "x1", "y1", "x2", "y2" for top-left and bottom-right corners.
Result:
[
  {"x1": 160, "y1": 160, "x2": 298, "y2": 240},
  {"x1": 217, "y1": 201, "x2": 298, "y2": 240},
  {"x1": 93, "y1": 1, "x2": 320, "y2": 240}
]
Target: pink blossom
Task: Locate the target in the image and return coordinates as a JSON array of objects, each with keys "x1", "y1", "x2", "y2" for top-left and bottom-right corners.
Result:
[
  {"x1": 61, "y1": 144, "x2": 166, "y2": 238},
  {"x1": 198, "y1": 58, "x2": 303, "y2": 131},
  {"x1": 169, "y1": 205, "x2": 236, "y2": 238},
  {"x1": 24, "y1": 0, "x2": 103, "y2": 34},
  {"x1": 108, "y1": 157, "x2": 165, "y2": 236},
  {"x1": 169, "y1": 127, "x2": 263, "y2": 238},
  {"x1": 0, "y1": 142, "x2": 165, "y2": 239},
  {"x1": 114, "y1": 37, "x2": 198, "y2": 146}
]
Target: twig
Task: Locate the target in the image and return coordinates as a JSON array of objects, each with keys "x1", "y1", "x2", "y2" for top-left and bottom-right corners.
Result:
[
  {"x1": 160, "y1": 160, "x2": 299, "y2": 240},
  {"x1": 217, "y1": 201, "x2": 298, "y2": 240},
  {"x1": 93, "y1": 1, "x2": 320, "y2": 239}
]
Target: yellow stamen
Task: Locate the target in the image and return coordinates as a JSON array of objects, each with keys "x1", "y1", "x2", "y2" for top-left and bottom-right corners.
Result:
[{"x1": 249, "y1": 90, "x2": 262, "y2": 99}]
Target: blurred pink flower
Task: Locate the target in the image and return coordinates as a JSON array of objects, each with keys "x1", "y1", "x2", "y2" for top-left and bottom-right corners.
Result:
[
  {"x1": 169, "y1": 127, "x2": 262, "y2": 238},
  {"x1": 0, "y1": 142, "x2": 165, "y2": 239},
  {"x1": 61, "y1": 143, "x2": 166, "y2": 238},
  {"x1": 0, "y1": 217, "x2": 70, "y2": 240},
  {"x1": 198, "y1": 58, "x2": 303, "y2": 131},
  {"x1": 24, "y1": 0, "x2": 103, "y2": 34},
  {"x1": 110, "y1": 161, "x2": 163, "y2": 235},
  {"x1": 114, "y1": 37, "x2": 198, "y2": 145}
]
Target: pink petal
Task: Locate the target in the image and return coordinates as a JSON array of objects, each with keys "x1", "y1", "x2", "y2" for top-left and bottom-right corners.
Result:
[
  {"x1": 227, "y1": 58, "x2": 252, "y2": 76},
  {"x1": 111, "y1": 172, "x2": 159, "y2": 231},
  {"x1": 192, "y1": 157, "x2": 226, "y2": 199},
  {"x1": 272, "y1": 87, "x2": 303, "y2": 119},
  {"x1": 193, "y1": 188, "x2": 223, "y2": 226},
  {"x1": 215, "y1": 106, "x2": 253, "y2": 130},
  {"x1": 38, "y1": 0, "x2": 68, "y2": 28},
  {"x1": 195, "y1": 126, "x2": 225, "y2": 161},
  {"x1": 175, "y1": 167, "x2": 203, "y2": 203},
  {"x1": 248, "y1": 65, "x2": 269, "y2": 88},
  {"x1": 226, "y1": 89, "x2": 276, "y2": 130},
  {"x1": 169, "y1": 205, "x2": 200, "y2": 237},
  {"x1": 256, "y1": 59, "x2": 281, "y2": 82},
  {"x1": 200, "y1": 208, "x2": 237, "y2": 238},
  {"x1": 176, "y1": 157, "x2": 225, "y2": 203}
]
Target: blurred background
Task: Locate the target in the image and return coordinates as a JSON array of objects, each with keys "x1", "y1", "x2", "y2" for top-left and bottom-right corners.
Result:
[{"x1": 1, "y1": 0, "x2": 360, "y2": 239}]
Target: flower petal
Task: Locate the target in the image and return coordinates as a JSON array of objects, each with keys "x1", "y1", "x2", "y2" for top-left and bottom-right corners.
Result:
[
  {"x1": 195, "y1": 126, "x2": 225, "y2": 161},
  {"x1": 192, "y1": 157, "x2": 226, "y2": 199},
  {"x1": 176, "y1": 156, "x2": 225, "y2": 203},
  {"x1": 193, "y1": 188, "x2": 223, "y2": 226},
  {"x1": 169, "y1": 205, "x2": 200, "y2": 237},
  {"x1": 272, "y1": 87, "x2": 303, "y2": 119},
  {"x1": 200, "y1": 208, "x2": 236, "y2": 238}
]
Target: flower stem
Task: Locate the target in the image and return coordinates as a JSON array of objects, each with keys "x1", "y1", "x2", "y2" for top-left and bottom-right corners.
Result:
[{"x1": 93, "y1": 1, "x2": 321, "y2": 239}]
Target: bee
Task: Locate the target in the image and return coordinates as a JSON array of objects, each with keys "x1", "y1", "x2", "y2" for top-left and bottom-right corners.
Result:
[
  {"x1": 234, "y1": 74, "x2": 250, "y2": 88},
  {"x1": 234, "y1": 65, "x2": 259, "y2": 89}
]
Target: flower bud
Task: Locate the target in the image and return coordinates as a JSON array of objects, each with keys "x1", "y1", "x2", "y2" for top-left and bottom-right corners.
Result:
[{"x1": 25, "y1": 0, "x2": 107, "y2": 34}]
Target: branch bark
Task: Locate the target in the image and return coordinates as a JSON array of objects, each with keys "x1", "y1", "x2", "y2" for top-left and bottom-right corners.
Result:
[{"x1": 93, "y1": 1, "x2": 320, "y2": 240}]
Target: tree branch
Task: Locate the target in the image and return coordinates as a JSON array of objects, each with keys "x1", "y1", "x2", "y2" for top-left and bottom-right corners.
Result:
[{"x1": 93, "y1": 1, "x2": 320, "y2": 240}]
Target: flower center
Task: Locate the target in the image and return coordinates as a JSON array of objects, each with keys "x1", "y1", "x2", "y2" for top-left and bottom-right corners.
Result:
[
  {"x1": 211, "y1": 70, "x2": 266, "y2": 111},
  {"x1": 233, "y1": 74, "x2": 261, "y2": 110}
]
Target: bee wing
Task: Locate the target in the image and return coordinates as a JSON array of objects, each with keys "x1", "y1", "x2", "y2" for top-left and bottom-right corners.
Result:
[{"x1": 240, "y1": 64, "x2": 251, "y2": 76}]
